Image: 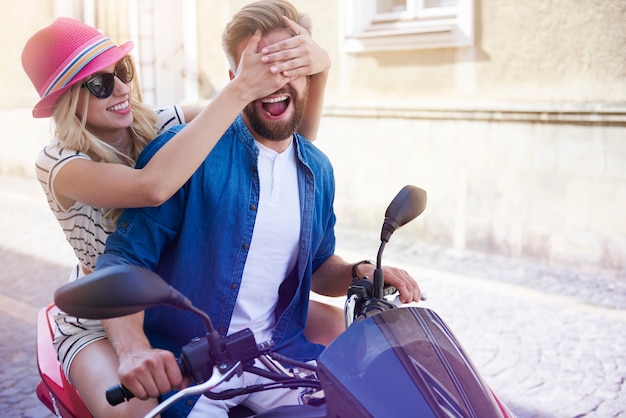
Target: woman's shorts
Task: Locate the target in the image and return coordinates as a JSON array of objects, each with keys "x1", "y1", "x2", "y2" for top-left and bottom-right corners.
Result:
[
  {"x1": 53, "y1": 265, "x2": 108, "y2": 378},
  {"x1": 53, "y1": 314, "x2": 107, "y2": 378}
]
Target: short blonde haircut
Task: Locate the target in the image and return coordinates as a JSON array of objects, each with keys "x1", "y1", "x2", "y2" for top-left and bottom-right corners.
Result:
[{"x1": 222, "y1": 0, "x2": 312, "y2": 72}]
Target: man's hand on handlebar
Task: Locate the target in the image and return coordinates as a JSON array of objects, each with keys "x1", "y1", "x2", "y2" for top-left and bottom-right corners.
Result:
[
  {"x1": 382, "y1": 266, "x2": 423, "y2": 304},
  {"x1": 357, "y1": 264, "x2": 423, "y2": 304},
  {"x1": 117, "y1": 347, "x2": 184, "y2": 400}
]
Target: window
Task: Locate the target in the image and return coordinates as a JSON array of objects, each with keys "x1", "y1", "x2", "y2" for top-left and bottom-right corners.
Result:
[{"x1": 343, "y1": 0, "x2": 473, "y2": 52}]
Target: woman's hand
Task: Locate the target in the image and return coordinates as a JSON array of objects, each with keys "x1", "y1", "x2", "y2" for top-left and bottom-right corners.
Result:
[
  {"x1": 260, "y1": 16, "x2": 331, "y2": 78},
  {"x1": 233, "y1": 30, "x2": 294, "y2": 101}
]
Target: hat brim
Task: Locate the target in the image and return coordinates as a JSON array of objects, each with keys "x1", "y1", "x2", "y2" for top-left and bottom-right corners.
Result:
[{"x1": 32, "y1": 41, "x2": 134, "y2": 118}]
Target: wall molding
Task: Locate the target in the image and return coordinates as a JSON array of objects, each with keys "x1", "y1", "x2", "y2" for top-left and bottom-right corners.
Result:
[{"x1": 324, "y1": 101, "x2": 626, "y2": 124}]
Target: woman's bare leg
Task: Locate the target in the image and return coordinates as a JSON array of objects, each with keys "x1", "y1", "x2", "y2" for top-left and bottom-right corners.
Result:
[
  {"x1": 305, "y1": 299, "x2": 345, "y2": 346},
  {"x1": 69, "y1": 338, "x2": 159, "y2": 418}
]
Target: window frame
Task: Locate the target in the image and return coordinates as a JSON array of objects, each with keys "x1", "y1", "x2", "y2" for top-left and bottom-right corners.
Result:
[{"x1": 342, "y1": 0, "x2": 474, "y2": 52}]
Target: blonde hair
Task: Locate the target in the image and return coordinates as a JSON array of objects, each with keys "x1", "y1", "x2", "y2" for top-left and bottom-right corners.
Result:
[
  {"x1": 222, "y1": 0, "x2": 312, "y2": 72},
  {"x1": 51, "y1": 55, "x2": 158, "y2": 223}
]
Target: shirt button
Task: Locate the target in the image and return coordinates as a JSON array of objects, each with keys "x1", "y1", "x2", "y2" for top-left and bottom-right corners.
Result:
[
  {"x1": 242, "y1": 243, "x2": 249, "y2": 250},
  {"x1": 231, "y1": 283, "x2": 238, "y2": 290},
  {"x1": 249, "y1": 204, "x2": 257, "y2": 211}
]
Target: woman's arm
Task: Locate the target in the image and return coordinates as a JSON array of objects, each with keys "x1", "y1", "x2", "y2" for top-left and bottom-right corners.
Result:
[
  {"x1": 178, "y1": 105, "x2": 203, "y2": 122},
  {"x1": 53, "y1": 31, "x2": 293, "y2": 210},
  {"x1": 299, "y1": 67, "x2": 329, "y2": 141}
]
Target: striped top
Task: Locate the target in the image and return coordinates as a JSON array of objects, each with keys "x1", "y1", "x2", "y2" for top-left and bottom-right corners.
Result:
[{"x1": 35, "y1": 105, "x2": 185, "y2": 271}]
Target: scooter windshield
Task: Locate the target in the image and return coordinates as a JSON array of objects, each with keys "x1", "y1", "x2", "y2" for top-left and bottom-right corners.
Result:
[{"x1": 316, "y1": 307, "x2": 506, "y2": 418}]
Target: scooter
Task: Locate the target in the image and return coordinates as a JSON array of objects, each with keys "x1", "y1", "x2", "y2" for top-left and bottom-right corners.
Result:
[{"x1": 38, "y1": 185, "x2": 515, "y2": 417}]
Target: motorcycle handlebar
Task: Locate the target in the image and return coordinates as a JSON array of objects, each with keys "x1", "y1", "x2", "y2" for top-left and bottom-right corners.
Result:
[
  {"x1": 106, "y1": 330, "x2": 274, "y2": 406},
  {"x1": 106, "y1": 384, "x2": 134, "y2": 406},
  {"x1": 106, "y1": 294, "x2": 427, "y2": 406},
  {"x1": 106, "y1": 354, "x2": 190, "y2": 406}
]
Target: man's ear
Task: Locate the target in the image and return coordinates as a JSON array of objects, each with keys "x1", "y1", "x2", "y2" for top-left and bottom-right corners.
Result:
[{"x1": 228, "y1": 69, "x2": 235, "y2": 80}]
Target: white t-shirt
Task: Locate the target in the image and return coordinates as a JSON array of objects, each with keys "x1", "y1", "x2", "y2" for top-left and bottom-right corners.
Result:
[
  {"x1": 35, "y1": 105, "x2": 185, "y2": 271},
  {"x1": 228, "y1": 140, "x2": 301, "y2": 343}
]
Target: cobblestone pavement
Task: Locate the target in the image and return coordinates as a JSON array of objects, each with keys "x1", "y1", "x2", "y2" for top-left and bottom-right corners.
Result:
[
  {"x1": 0, "y1": 176, "x2": 75, "y2": 418},
  {"x1": 1, "y1": 174, "x2": 625, "y2": 417}
]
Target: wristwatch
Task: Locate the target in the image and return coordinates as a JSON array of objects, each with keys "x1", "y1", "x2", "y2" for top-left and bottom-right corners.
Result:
[{"x1": 351, "y1": 259, "x2": 375, "y2": 282}]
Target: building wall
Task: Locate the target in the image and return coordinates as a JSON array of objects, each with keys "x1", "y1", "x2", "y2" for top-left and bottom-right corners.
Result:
[
  {"x1": 285, "y1": 0, "x2": 626, "y2": 274},
  {"x1": 4, "y1": 0, "x2": 626, "y2": 275},
  {"x1": 1, "y1": 1, "x2": 54, "y2": 177},
  {"x1": 319, "y1": 111, "x2": 626, "y2": 273}
]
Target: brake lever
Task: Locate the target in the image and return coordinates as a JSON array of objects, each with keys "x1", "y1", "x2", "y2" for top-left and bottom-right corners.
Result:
[
  {"x1": 344, "y1": 293, "x2": 359, "y2": 328},
  {"x1": 142, "y1": 361, "x2": 242, "y2": 418}
]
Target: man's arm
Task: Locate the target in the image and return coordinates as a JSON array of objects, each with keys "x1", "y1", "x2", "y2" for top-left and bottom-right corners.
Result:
[
  {"x1": 310, "y1": 254, "x2": 352, "y2": 297},
  {"x1": 311, "y1": 254, "x2": 423, "y2": 303},
  {"x1": 97, "y1": 253, "x2": 183, "y2": 400},
  {"x1": 102, "y1": 313, "x2": 183, "y2": 400}
]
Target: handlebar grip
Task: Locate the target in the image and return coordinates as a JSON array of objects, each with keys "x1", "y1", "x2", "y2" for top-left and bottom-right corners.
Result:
[
  {"x1": 106, "y1": 384, "x2": 135, "y2": 406},
  {"x1": 382, "y1": 285, "x2": 397, "y2": 296},
  {"x1": 105, "y1": 357, "x2": 188, "y2": 406}
]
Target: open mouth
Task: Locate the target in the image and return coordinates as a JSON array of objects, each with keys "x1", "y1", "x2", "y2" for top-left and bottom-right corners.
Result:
[
  {"x1": 107, "y1": 100, "x2": 129, "y2": 112},
  {"x1": 261, "y1": 95, "x2": 290, "y2": 117}
]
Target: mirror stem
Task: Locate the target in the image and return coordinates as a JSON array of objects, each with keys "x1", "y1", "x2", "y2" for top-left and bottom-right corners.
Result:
[
  {"x1": 372, "y1": 242, "x2": 386, "y2": 299},
  {"x1": 189, "y1": 305, "x2": 216, "y2": 334}
]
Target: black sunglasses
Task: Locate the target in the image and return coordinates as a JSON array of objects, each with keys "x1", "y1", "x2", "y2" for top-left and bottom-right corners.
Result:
[{"x1": 82, "y1": 56, "x2": 134, "y2": 99}]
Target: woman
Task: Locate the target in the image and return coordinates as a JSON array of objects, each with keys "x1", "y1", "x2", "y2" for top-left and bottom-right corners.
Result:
[{"x1": 22, "y1": 16, "x2": 336, "y2": 417}]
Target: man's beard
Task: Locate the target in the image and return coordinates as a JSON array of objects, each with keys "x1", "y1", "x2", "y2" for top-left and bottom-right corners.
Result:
[{"x1": 243, "y1": 83, "x2": 308, "y2": 142}]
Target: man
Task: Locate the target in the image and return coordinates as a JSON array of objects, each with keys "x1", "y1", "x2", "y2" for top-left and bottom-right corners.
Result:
[{"x1": 97, "y1": 1, "x2": 422, "y2": 416}]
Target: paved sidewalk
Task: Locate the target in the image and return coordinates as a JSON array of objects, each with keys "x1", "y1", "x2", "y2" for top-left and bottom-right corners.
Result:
[
  {"x1": 1, "y1": 174, "x2": 625, "y2": 417},
  {"x1": 0, "y1": 176, "x2": 76, "y2": 417}
]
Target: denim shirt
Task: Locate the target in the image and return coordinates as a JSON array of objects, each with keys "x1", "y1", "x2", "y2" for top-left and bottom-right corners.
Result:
[{"x1": 97, "y1": 115, "x2": 335, "y2": 362}]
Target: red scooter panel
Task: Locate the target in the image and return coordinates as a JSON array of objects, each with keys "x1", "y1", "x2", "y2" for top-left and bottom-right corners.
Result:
[{"x1": 36, "y1": 304, "x2": 92, "y2": 418}]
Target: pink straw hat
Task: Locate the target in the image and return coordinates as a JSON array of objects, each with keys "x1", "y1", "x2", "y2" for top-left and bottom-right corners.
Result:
[{"x1": 21, "y1": 17, "x2": 133, "y2": 118}]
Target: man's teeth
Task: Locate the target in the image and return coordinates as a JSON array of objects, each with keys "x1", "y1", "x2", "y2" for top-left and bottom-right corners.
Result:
[
  {"x1": 108, "y1": 101, "x2": 129, "y2": 111},
  {"x1": 261, "y1": 95, "x2": 288, "y2": 104}
]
